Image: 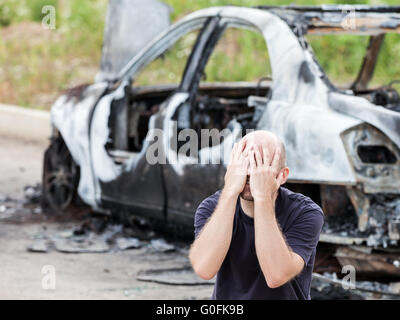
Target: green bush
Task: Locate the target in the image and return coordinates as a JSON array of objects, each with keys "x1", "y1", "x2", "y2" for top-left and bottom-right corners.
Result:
[
  {"x1": 0, "y1": 2, "x2": 17, "y2": 26},
  {"x1": 27, "y1": 0, "x2": 58, "y2": 23}
]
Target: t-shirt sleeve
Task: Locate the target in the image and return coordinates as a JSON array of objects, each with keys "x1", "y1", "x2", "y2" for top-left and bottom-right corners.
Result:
[
  {"x1": 194, "y1": 192, "x2": 220, "y2": 239},
  {"x1": 284, "y1": 207, "x2": 324, "y2": 267}
]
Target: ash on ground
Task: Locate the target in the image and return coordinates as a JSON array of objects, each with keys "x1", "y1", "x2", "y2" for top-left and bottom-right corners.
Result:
[
  {"x1": 311, "y1": 272, "x2": 400, "y2": 300},
  {"x1": 0, "y1": 184, "x2": 186, "y2": 255}
]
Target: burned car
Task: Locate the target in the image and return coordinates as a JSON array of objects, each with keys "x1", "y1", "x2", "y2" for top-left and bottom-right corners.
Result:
[{"x1": 42, "y1": 3, "x2": 400, "y2": 297}]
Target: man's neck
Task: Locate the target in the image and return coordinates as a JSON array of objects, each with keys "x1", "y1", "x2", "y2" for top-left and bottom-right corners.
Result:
[{"x1": 240, "y1": 190, "x2": 279, "y2": 218}]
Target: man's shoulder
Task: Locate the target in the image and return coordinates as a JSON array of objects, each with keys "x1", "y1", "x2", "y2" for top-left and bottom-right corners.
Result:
[
  {"x1": 196, "y1": 190, "x2": 223, "y2": 213},
  {"x1": 194, "y1": 190, "x2": 224, "y2": 238},
  {"x1": 210, "y1": 189, "x2": 223, "y2": 201},
  {"x1": 280, "y1": 187, "x2": 324, "y2": 218}
]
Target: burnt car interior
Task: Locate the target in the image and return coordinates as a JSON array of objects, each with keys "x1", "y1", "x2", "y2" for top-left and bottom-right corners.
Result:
[
  {"x1": 308, "y1": 33, "x2": 400, "y2": 113},
  {"x1": 112, "y1": 85, "x2": 270, "y2": 153},
  {"x1": 174, "y1": 24, "x2": 273, "y2": 148},
  {"x1": 107, "y1": 23, "x2": 273, "y2": 156},
  {"x1": 265, "y1": 6, "x2": 400, "y2": 113}
]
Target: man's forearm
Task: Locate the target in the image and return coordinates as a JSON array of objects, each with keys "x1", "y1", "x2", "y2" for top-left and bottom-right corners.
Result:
[
  {"x1": 254, "y1": 199, "x2": 299, "y2": 288},
  {"x1": 189, "y1": 188, "x2": 237, "y2": 280}
]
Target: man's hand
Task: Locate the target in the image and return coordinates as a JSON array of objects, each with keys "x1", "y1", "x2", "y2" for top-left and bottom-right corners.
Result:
[
  {"x1": 190, "y1": 142, "x2": 248, "y2": 280},
  {"x1": 250, "y1": 146, "x2": 304, "y2": 288},
  {"x1": 224, "y1": 141, "x2": 249, "y2": 196},
  {"x1": 249, "y1": 146, "x2": 284, "y2": 203}
]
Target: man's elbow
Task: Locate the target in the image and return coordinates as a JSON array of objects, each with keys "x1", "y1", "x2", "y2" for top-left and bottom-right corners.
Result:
[
  {"x1": 189, "y1": 250, "x2": 215, "y2": 280},
  {"x1": 194, "y1": 267, "x2": 215, "y2": 280},
  {"x1": 262, "y1": 256, "x2": 303, "y2": 288},
  {"x1": 191, "y1": 260, "x2": 215, "y2": 280},
  {"x1": 265, "y1": 273, "x2": 290, "y2": 289}
]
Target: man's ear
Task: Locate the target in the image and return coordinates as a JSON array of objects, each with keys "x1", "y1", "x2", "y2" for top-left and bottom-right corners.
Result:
[{"x1": 280, "y1": 167, "x2": 289, "y2": 185}]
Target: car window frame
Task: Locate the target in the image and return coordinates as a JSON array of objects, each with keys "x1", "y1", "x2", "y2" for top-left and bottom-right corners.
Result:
[
  {"x1": 182, "y1": 17, "x2": 271, "y2": 104},
  {"x1": 117, "y1": 17, "x2": 212, "y2": 86}
]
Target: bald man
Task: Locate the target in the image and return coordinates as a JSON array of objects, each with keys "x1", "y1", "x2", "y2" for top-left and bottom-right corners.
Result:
[{"x1": 189, "y1": 130, "x2": 324, "y2": 300}]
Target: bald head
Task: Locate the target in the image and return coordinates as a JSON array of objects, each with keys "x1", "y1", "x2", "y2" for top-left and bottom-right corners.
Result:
[
  {"x1": 235, "y1": 130, "x2": 288, "y2": 201},
  {"x1": 240, "y1": 130, "x2": 286, "y2": 169}
]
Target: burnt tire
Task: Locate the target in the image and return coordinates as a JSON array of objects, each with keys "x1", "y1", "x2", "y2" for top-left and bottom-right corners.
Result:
[{"x1": 42, "y1": 134, "x2": 81, "y2": 213}]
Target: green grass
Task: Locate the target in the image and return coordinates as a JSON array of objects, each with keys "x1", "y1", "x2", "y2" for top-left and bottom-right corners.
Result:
[
  {"x1": 0, "y1": 0, "x2": 399, "y2": 109},
  {"x1": 0, "y1": 0, "x2": 107, "y2": 109}
]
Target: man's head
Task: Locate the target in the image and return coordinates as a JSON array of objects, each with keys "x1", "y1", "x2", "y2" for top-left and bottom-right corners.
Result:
[{"x1": 238, "y1": 130, "x2": 289, "y2": 201}]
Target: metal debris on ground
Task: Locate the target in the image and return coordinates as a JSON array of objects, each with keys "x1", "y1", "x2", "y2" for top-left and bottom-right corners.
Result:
[
  {"x1": 116, "y1": 237, "x2": 142, "y2": 250},
  {"x1": 148, "y1": 238, "x2": 175, "y2": 253},
  {"x1": 23, "y1": 184, "x2": 41, "y2": 204},
  {"x1": 137, "y1": 266, "x2": 214, "y2": 286},
  {"x1": 27, "y1": 239, "x2": 50, "y2": 253},
  {"x1": 53, "y1": 234, "x2": 110, "y2": 253},
  {"x1": 390, "y1": 282, "x2": 400, "y2": 294},
  {"x1": 0, "y1": 186, "x2": 45, "y2": 223},
  {"x1": 311, "y1": 272, "x2": 400, "y2": 300},
  {"x1": 0, "y1": 200, "x2": 33, "y2": 222},
  {"x1": 24, "y1": 215, "x2": 160, "y2": 254}
]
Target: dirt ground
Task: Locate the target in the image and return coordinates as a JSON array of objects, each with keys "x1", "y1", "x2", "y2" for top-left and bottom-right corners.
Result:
[
  {"x1": 0, "y1": 135, "x2": 45, "y2": 198},
  {"x1": 0, "y1": 135, "x2": 213, "y2": 300}
]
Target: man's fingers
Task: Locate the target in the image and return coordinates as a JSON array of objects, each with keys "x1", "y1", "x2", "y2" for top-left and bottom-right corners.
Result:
[
  {"x1": 276, "y1": 171, "x2": 284, "y2": 185},
  {"x1": 238, "y1": 151, "x2": 248, "y2": 172},
  {"x1": 262, "y1": 146, "x2": 269, "y2": 166},
  {"x1": 271, "y1": 147, "x2": 281, "y2": 172},
  {"x1": 241, "y1": 148, "x2": 248, "y2": 159},
  {"x1": 242, "y1": 154, "x2": 251, "y2": 176},
  {"x1": 254, "y1": 149, "x2": 262, "y2": 167},
  {"x1": 235, "y1": 141, "x2": 244, "y2": 161},
  {"x1": 243, "y1": 157, "x2": 250, "y2": 173},
  {"x1": 249, "y1": 150, "x2": 256, "y2": 172},
  {"x1": 230, "y1": 142, "x2": 237, "y2": 163},
  {"x1": 239, "y1": 139, "x2": 246, "y2": 153}
]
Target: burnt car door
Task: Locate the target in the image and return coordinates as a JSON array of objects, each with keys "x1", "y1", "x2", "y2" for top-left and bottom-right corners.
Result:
[
  {"x1": 156, "y1": 17, "x2": 230, "y2": 230},
  {"x1": 161, "y1": 19, "x2": 273, "y2": 230},
  {"x1": 93, "y1": 16, "x2": 222, "y2": 224}
]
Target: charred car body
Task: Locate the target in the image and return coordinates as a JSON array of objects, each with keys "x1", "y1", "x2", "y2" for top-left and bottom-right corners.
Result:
[{"x1": 42, "y1": 2, "x2": 400, "y2": 297}]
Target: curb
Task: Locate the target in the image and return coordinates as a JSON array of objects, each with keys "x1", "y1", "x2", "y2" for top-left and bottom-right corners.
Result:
[{"x1": 0, "y1": 104, "x2": 51, "y2": 145}]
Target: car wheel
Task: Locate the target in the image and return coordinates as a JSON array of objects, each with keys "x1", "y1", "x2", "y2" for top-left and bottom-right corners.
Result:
[{"x1": 42, "y1": 134, "x2": 80, "y2": 213}]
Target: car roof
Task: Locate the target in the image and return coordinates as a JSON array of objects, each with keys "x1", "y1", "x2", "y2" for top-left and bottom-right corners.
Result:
[{"x1": 255, "y1": 5, "x2": 400, "y2": 35}]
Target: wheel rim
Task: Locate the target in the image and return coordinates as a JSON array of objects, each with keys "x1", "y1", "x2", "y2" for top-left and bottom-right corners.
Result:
[{"x1": 43, "y1": 137, "x2": 78, "y2": 211}]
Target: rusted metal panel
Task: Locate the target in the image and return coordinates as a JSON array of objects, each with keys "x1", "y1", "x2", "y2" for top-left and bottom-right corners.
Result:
[
  {"x1": 335, "y1": 246, "x2": 400, "y2": 277},
  {"x1": 312, "y1": 272, "x2": 400, "y2": 299},
  {"x1": 319, "y1": 233, "x2": 366, "y2": 246},
  {"x1": 347, "y1": 187, "x2": 370, "y2": 232},
  {"x1": 352, "y1": 34, "x2": 385, "y2": 91},
  {"x1": 256, "y1": 5, "x2": 400, "y2": 35},
  {"x1": 389, "y1": 220, "x2": 400, "y2": 241},
  {"x1": 341, "y1": 123, "x2": 400, "y2": 194},
  {"x1": 320, "y1": 185, "x2": 354, "y2": 218}
]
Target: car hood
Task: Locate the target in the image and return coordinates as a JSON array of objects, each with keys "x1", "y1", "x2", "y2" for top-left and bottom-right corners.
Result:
[{"x1": 95, "y1": 0, "x2": 171, "y2": 83}]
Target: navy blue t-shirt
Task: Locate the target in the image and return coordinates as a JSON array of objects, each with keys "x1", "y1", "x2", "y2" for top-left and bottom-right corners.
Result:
[{"x1": 194, "y1": 187, "x2": 324, "y2": 300}]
